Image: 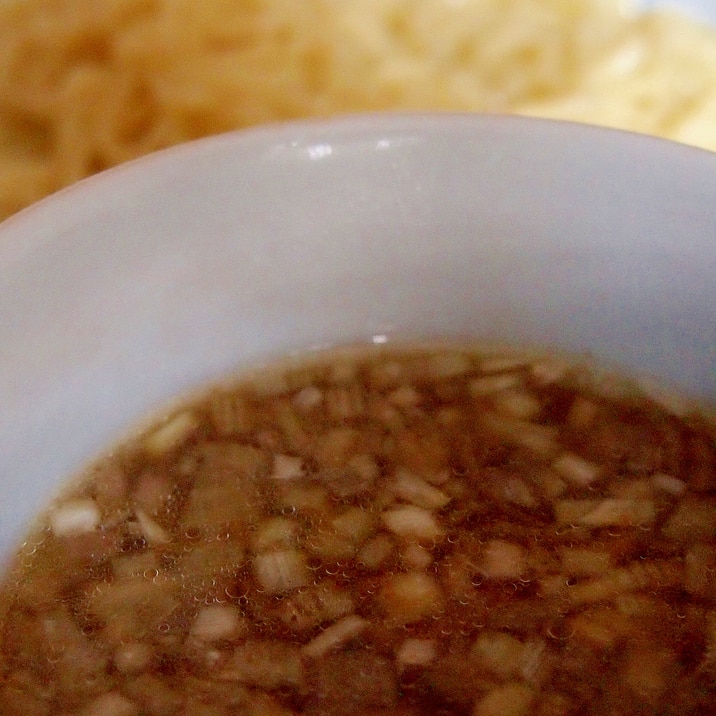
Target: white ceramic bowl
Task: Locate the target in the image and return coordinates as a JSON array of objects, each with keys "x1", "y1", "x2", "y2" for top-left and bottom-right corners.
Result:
[{"x1": 1, "y1": 114, "x2": 715, "y2": 561}]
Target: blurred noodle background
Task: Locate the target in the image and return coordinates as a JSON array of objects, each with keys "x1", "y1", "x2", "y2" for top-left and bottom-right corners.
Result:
[{"x1": 1, "y1": 0, "x2": 715, "y2": 221}]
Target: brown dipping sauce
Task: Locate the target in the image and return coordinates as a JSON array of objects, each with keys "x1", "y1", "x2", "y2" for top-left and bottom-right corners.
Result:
[{"x1": 0, "y1": 345, "x2": 715, "y2": 715}]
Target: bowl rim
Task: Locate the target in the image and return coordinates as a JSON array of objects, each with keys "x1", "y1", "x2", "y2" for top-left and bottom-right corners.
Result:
[{"x1": 3, "y1": 111, "x2": 716, "y2": 246}]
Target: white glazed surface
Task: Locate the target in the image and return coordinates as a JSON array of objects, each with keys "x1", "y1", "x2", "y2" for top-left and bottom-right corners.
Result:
[{"x1": 0, "y1": 114, "x2": 715, "y2": 559}]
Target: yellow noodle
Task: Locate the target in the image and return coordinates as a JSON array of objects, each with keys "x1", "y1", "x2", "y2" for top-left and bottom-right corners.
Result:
[{"x1": 0, "y1": 0, "x2": 714, "y2": 221}]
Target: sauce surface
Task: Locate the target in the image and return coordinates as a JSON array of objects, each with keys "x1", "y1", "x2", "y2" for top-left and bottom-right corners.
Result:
[{"x1": 1, "y1": 346, "x2": 715, "y2": 715}]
